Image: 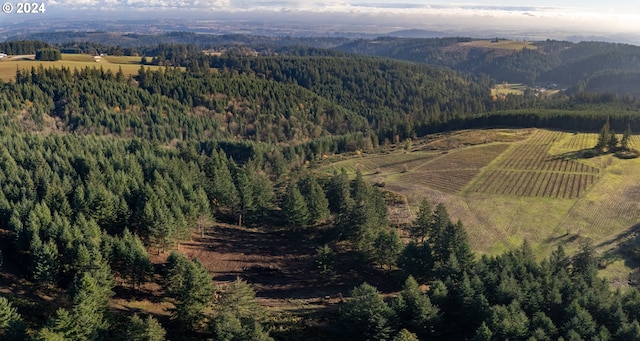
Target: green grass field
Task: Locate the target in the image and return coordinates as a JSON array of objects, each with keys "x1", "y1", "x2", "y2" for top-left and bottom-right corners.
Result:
[
  {"x1": 317, "y1": 129, "x2": 640, "y2": 282},
  {"x1": 0, "y1": 54, "x2": 162, "y2": 81}
]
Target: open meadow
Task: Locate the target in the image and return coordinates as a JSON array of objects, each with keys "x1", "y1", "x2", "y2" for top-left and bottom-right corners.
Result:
[
  {"x1": 317, "y1": 128, "x2": 640, "y2": 283},
  {"x1": 0, "y1": 54, "x2": 161, "y2": 81}
]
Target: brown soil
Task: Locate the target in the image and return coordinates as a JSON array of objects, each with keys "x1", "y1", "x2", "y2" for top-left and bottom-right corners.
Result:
[{"x1": 171, "y1": 222, "x2": 400, "y2": 310}]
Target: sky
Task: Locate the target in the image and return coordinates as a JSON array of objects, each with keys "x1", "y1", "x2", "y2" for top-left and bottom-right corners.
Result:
[{"x1": 20, "y1": 0, "x2": 640, "y2": 37}]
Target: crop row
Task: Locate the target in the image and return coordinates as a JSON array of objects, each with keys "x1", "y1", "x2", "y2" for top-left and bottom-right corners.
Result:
[
  {"x1": 396, "y1": 144, "x2": 510, "y2": 193},
  {"x1": 398, "y1": 169, "x2": 480, "y2": 193},
  {"x1": 560, "y1": 133, "x2": 599, "y2": 151},
  {"x1": 494, "y1": 131, "x2": 599, "y2": 174},
  {"x1": 472, "y1": 170, "x2": 597, "y2": 199},
  {"x1": 426, "y1": 144, "x2": 509, "y2": 170},
  {"x1": 322, "y1": 151, "x2": 436, "y2": 175},
  {"x1": 526, "y1": 129, "x2": 565, "y2": 145},
  {"x1": 496, "y1": 145, "x2": 598, "y2": 174}
]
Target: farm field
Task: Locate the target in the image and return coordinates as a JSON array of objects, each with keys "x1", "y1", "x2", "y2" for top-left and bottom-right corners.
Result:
[
  {"x1": 0, "y1": 53, "x2": 162, "y2": 80},
  {"x1": 318, "y1": 129, "x2": 640, "y2": 282},
  {"x1": 469, "y1": 129, "x2": 601, "y2": 199}
]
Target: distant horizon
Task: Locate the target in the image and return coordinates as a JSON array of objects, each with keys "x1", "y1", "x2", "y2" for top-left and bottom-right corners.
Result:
[{"x1": 3, "y1": 1, "x2": 640, "y2": 45}]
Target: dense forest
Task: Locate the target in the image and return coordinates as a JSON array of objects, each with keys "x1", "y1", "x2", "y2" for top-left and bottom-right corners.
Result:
[
  {"x1": 1, "y1": 37, "x2": 640, "y2": 340},
  {"x1": 10, "y1": 32, "x2": 640, "y2": 97}
]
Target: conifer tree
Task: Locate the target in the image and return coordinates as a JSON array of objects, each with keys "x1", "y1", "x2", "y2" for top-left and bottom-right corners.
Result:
[
  {"x1": 340, "y1": 283, "x2": 397, "y2": 341},
  {"x1": 298, "y1": 173, "x2": 330, "y2": 225},
  {"x1": 124, "y1": 314, "x2": 167, "y2": 341},
  {"x1": 281, "y1": 182, "x2": 310, "y2": 229},
  {"x1": 373, "y1": 228, "x2": 403, "y2": 269},
  {"x1": 166, "y1": 253, "x2": 214, "y2": 330},
  {"x1": 608, "y1": 128, "x2": 619, "y2": 152},
  {"x1": 30, "y1": 235, "x2": 59, "y2": 287},
  {"x1": 596, "y1": 119, "x2": 611, "y2": 151},
  {"x1": 621, "y1": 123, "x2": 633, "y2": 151},
  {"x1": 392, "y1": 329, "x2": 419, "y2": 341},
  {"x1": 212, "y1": 278, "x2": 272, "y2": 341},
  {"x1": 411, "y1": 198, "x2": 432, "y2": 243},
  {"x1": 0, "y1": 297, "x2": 25, "y2": 340},
  {"x1": 393, "y1": 275, "x2": 440, "y2": 339},
  {"x1": 326, "y1": 169, "x2": 353, "y2": 214}
]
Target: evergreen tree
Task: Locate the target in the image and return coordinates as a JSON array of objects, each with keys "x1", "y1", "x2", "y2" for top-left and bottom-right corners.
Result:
[
  {"x1": 326, "y1": 169, "x2": 353, "y2": 214},
  {"x1": 0, "y1": 297, "x2": 25, "y2": 340},
  {"x1": 373, "y1": 228, "x2": 403, "y2": 269},
  {"x1": 411, "y1": 198, "x2": 432, "y2": 243},
  {"x1": 339, "y1": 282, "x2": 397, "y2": 341},
  {"x1": 392, "y1": 329, "x2": 419, "y2": 341},
  {"x1": 616, "y1": 321, "x2": 640, "y2": 340},
  {"x1": 112, "y1": 229, "x2": 153, "y2": 289},
  {"x1": 393, "y1": 275, "x2": 440, "y2": 339},
  {"x1": 398, "y1": 241, "x2": 434, "y2": 280},
  {"x1": 315, "y1": 244, "x2": 335, "y2": 275},
  {"x1": 232, "y1": 164, "x2": 255, "y2": 227},
  {"x1": 620, "y1": 123, "x2": 633, "y2": 151},
  {"x1": 596, "y1": 119, "x2": 611, "y2": 151},
  {"x1": 124, "y1": 314, "x2": 167, "y2": 341},
  {"x1": 41, "y1": 271, "x2": 112, "y2": 340},
  {"x1": 281, "y1": 182, "x2": 310, "y2": 229},
  {"x1": 166, "y1": 253, "x2": 214, "y2": 331},
  {"x1": 298, "y1": 173, "x2": 330, "y2": 225},
  {"x1": 212, "y1": 278, "x2": 272, "y2": 341},
  {"x1": 608, "y1": 128, "x2": 618, "y2": 152},
  {"x1": 30, "y1": 234, "x2": 59, "y2": 287}
]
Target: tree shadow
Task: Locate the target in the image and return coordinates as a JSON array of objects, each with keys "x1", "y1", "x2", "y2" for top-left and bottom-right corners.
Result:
[
  {"x1": 182, "y1": 224, "x2": 402, "y2": 302},
  {"x1": 597, "y1": 223, "x2": 640, "y2": 285},
  {"x1": 549, "y1": 148, "x2": 602, "y2": 160}
]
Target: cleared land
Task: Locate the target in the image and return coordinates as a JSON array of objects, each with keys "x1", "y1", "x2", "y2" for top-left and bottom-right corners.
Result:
[
  {"x1": 458, "y1": 40, "x2": 537, "y2": 50},
  {"x1": 0, "y1": 54, "x2": 162, "y2": 80},
  {"x1": 318, "y1": 129, "x2": 640, "y2": 284}
]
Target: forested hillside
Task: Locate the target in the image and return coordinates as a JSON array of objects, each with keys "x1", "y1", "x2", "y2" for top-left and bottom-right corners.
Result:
[
  {"x1": 336, "y1": 38, "x2": 640, "y2": 93},
  {"x1": 11, "y1": 31, "x2": 640, "y2": 100},
  {"x1": 1, "y1": 38, "x2": 640, "y2": 340}
]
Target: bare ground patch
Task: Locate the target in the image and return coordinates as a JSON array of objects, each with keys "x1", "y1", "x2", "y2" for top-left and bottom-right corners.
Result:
[{"x1": 175, "y1": 223, "x2": 400, "y2": 310}]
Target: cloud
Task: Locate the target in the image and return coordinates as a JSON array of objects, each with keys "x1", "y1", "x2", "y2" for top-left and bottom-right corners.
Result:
[{"x1": 42, "y1": 0, "x2": 640, "y2": 34}]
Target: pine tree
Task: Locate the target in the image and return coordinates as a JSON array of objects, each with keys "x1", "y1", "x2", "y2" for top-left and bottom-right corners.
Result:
[
  {"x1": 298, "y1": 173, "x2": 330, "y2": 225},
  {"x1": 326, "y1": 169, "x2": 353, "y2": 214},
  {"x1": 373, "y1": 228, "x2": 403, "y2": 269},
  {"x1": 0, "y1": 297, "x2": 24, "y2": 340},
  {"x1": 596, "y1": 119, "x2": 611, "y2": 151},
  {"x1": 166, "y1": 253, "x2": 214, "y2": 330},
  {"x1": 621, "y1": 123, "x2": 633, "y2": 151},
  {"x1": 281, "y1": 182, "x2": 310, "y2": 229},
  {"x1": 212, "y1": 278, "x2": 272, "y2": 341},
  {"x1": 315, "y1": 244, "x2": 335, "y2": 275},
  {"x1": 340, "y1": 282, "x2": 397, "y2": 341},
  {"x1": 411, "y1": 199, "x2": 432, "y2": 243},
  {"x1": 30, "y1": 235, "x2": 59, "y2": 288},
  {"x1": 608, "y1": 128, "x2": 619, "y2": 152},
  {"x1": 393, "y1": 275, "x2": 440, "y2": 339},
  {"x1": 471, "y1": 322, "x2": 493, "y2": 341},
  {"x1": 392, "y1": 329, "x2": 419, "y2": 341},
  {"x1": 124, "y1": 314, "x2": 167, "y2": 341}
]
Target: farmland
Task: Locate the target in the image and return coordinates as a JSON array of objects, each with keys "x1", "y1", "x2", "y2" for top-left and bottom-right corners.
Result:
[
  {"x1": 469, "y1": 129, "x2": 601, "y2": 199},
  {"x1": 0, "y1": 54, "x2": 161, "y2": 80},
  {"x1": 318, "y1": 129, "x2": 640, "y2": 274}
]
